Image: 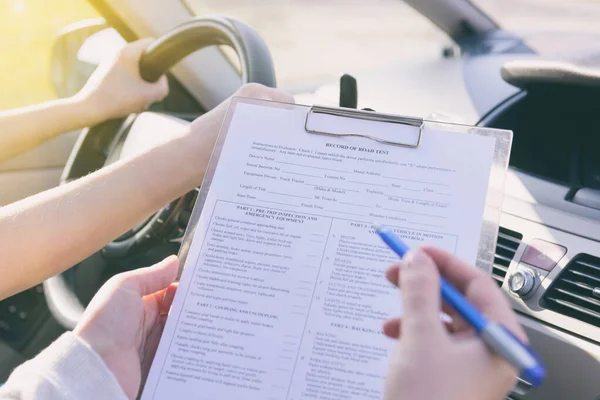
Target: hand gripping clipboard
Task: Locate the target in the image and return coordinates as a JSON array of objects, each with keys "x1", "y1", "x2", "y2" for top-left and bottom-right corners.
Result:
[{"x1": 177, "y1": 97, "x2": 513, "y2": 277}]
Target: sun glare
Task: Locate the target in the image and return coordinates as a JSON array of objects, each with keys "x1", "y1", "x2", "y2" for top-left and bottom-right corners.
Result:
[{"x1": 13, "y1": 1, "x2": 25, "y2": 14}]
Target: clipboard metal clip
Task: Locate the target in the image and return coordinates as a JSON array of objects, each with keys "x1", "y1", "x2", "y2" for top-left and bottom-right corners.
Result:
[{"x1": 304, "y1": 105, "x2": 424, "y2": 148}]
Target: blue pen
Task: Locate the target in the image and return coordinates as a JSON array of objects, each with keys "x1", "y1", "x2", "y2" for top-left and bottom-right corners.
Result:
[{"x1": 375, "y1": 225, "x2": 545, "y2": 387}]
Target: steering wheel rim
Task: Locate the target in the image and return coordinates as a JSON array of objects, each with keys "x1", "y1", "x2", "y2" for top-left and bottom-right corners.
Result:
[{"x1": 44, "y1": 16, "x2": 277, "y2": 329}]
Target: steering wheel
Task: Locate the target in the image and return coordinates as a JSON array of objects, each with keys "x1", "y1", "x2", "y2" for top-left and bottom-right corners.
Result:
[{"x1": 43, "y1": 16, "x2": 276, "y2": 329}]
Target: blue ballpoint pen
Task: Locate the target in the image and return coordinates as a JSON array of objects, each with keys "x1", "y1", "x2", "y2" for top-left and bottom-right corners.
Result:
[{"x1": 375, "y1": 225, "x2": 546, "y2": 387}]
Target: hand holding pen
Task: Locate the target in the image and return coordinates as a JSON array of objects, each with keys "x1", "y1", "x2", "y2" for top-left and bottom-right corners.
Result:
[{"x1": 377, "y1": 227, "x2": 544, "y2": 400}]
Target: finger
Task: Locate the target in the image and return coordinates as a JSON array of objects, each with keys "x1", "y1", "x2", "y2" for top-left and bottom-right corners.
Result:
[
  {"x1": 146, "y1": 75, "x2": 170, "y2": 104},
  {"x1": 123, "y1": 255, "x2": 179, "y2": 296},
  {"x1": 444, "y1": 313, "x2": 474, "y2": 335},
  {"x1": 399, "y1": 248, "x2": 445, "y2": 337},
  {"x1": 385, "y1": 264, "x2": 400, "y2": 287},
  {"x1": 422, "y1": 246, "x2": 526, "y2": 341},
  {"x1": 420, "y1": 246, "x2": 483, "y2": 292},
  {"x1": 122, "y1": 38, "x2": 155, "y2": 59},
  {"x1": 389, "y1": 262, "x2": 478, "y2": 334},
  {"x1": 265, "y1": 87, "x2": 295, "y2": 103},
  {"x1": 388, "y1": 262, "x2": 476, "y2": 334},
  {"x1": 159, "y1": 282, "x2": 179, "y2": 315},
  {"x1": 157, "y1": 75, "x2": 169, "y2": 98},
  {"x1": 236, "y1": 83, "x2": 295, "y2": 104},
  {"x1": 384, "y1": 315, "x2": 457, "y2": 339},
  {"x1": 383, "y1": 318, "x2": 401, "y2": 339}
]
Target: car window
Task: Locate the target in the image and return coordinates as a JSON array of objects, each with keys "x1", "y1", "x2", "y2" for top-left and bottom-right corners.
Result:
[
  {"x1": 0, "y1": 0, "x2": 99, "y2": 109},
  {"x1": 474, "y1": 0, "x2": 600, "y2": 55},
  {"x1": 182, "y1": 0, "x2": 448, "y2": 85}
]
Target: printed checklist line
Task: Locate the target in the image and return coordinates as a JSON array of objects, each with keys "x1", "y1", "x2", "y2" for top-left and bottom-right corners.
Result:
[
  {"x1": 407, "y1": 221, "x2": 444, "y2": 228},
  {"x1": 275, "y1": 160, "x2": 348, "y2": 173},
  {"x1": 339, "y1": 201, "x2": 369, "y2": 208},
  {"x1": 348, "y1": 180, "x2": 387, "y2": 187},
  {"x1": 382, "y1": 208, "x2": 446, "y2": 219},
  {"x1": 269, "y1": 191, "x2": 312, "y2": 200},
  {"x1": 326, "y1": 209, "x2": 365, "y2": 217},
  {"x1": 258, "y1": 200, "x2": 299, "y2": 208},
  {"x1": 304, "y1": 183, "x2": 359, "y2": 193},
  {"x1": 282, "y1": 170, "x2": 321, "y2": 178},
  {"x1": 382, "y1": 176, "x2": 450, "y2": 187},
  {"x1": 388, "y1": 195, "x2": 448, "y2": 206}
]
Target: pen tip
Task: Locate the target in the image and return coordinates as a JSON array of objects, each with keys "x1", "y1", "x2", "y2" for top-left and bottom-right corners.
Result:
[{"x1": 372, "y1": 221, "x2": 384, "y2": 232}]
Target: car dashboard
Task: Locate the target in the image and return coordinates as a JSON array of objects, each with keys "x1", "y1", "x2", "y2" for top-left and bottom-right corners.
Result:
[{"x1": 482, "y1": 86, "x2": 600, "y2": 399}]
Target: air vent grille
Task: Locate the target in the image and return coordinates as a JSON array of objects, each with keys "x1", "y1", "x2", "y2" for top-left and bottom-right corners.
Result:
[
  {"x1": 492, "y1": 227, "x2": 523, "y2": 286},
  {"x1": 543, "y1": 254, "x2": 600, "y2": 327}
]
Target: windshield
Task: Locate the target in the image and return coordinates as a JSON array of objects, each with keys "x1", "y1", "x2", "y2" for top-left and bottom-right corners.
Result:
[
  {"x1": 186, "y1": 0, "x2": 600, "y2": 85},
  {"x1": 183, "y1": 0, "x2": 447, "y2": 85},
  {"x1": 476, "y1": 0, "x2": 600, "y2": 54}
]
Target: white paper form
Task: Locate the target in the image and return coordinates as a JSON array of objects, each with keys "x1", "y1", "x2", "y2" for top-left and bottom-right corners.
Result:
[{"x1": 141, "y1": 102, "x2": 497, "y2": 400}]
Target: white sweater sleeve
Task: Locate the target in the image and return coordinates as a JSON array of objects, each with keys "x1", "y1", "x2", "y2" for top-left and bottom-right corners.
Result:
[{"x1": 0, "y1": 331, "x2": 128, "y2": 400}]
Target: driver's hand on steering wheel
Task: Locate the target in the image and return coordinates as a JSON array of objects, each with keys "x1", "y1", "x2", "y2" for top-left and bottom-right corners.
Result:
[
  {"x1": 75, "y1": 38, "x2": 170, "y2": 126},
  {"x1": 73, "y1": 256, "x2": 179, "y2": 400}
]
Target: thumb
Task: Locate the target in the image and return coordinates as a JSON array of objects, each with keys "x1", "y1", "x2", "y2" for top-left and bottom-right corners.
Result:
[
  {"x1": 147, "y1": 75, "x2": 169, "y2": 103},
  {"x1": 399, "y1": 249, "x2": 444, "y2": 336},
  {"x1": 127, "y1": 255, "x2": 179, "y2": 296},
  {"x1": 121, "y1": 38, "x2": 155, "y2": 60}
]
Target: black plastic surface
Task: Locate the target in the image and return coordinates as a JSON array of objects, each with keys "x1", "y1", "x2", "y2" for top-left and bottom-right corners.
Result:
[
  {"x1": 480, "y1": 88, "x2": 600, "y2": 189},
  {"x1": 0, "y1": 285, "x2": 48, "y2": 350}
]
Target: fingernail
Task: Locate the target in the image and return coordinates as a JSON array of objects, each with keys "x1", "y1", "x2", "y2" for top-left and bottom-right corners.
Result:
[{"x1": 403, "y1": 249, "x2": 429, "y2": 268}]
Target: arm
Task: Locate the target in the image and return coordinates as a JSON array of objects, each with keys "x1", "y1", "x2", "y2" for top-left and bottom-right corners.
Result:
[
  {"x1": 0, "y1": 84, "x2": 293, "y2": 300},
  {"x1": 0, "y1": 332, "x2": 128, "y2": 400},
  {"x1": 0, "y1": 256, "x2": 179, "y2": 400},
  {"x1": 0, "y1": 39, "x2": 168, "y2": 163}
]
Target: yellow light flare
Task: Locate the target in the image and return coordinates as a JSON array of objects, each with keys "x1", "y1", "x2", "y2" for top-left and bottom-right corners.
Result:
[{"x1": 0, "y1": 0, "x2": 98, "y2": 110}]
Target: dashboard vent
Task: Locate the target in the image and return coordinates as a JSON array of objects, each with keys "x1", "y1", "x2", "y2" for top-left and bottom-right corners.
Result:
[
  {"x1": 543, "y1": 254, "x2": 600, "y2": 327},
  {"x1": 492, "y1": 227, "x2": 523, "y2": 286}
]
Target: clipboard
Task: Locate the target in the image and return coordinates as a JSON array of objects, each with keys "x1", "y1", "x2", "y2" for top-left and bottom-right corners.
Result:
[{"x1": 178, "y1": 97, "x2": 512, "y2": 276}]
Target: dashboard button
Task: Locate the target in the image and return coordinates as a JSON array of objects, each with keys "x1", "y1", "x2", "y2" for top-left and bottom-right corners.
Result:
[
  {"x1": 520, "y1": 239, "x2": 566, "y2": 271},
  {"x1": 508, "y1": 269, "x2": 536, "y2": 297}
]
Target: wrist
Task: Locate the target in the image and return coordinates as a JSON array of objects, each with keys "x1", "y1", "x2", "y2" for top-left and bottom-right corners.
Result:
[
  {"x1": 177, "y1": 129, "x2": 215, "y2": 188},
  {"x1": 68, "y1": 92, "x2": 110, "y2": 127}
]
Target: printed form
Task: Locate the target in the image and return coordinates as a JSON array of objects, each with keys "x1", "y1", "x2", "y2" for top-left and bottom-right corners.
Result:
[{"x1": 142, "y1": 102, "x2": 497, "y2": 400}]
